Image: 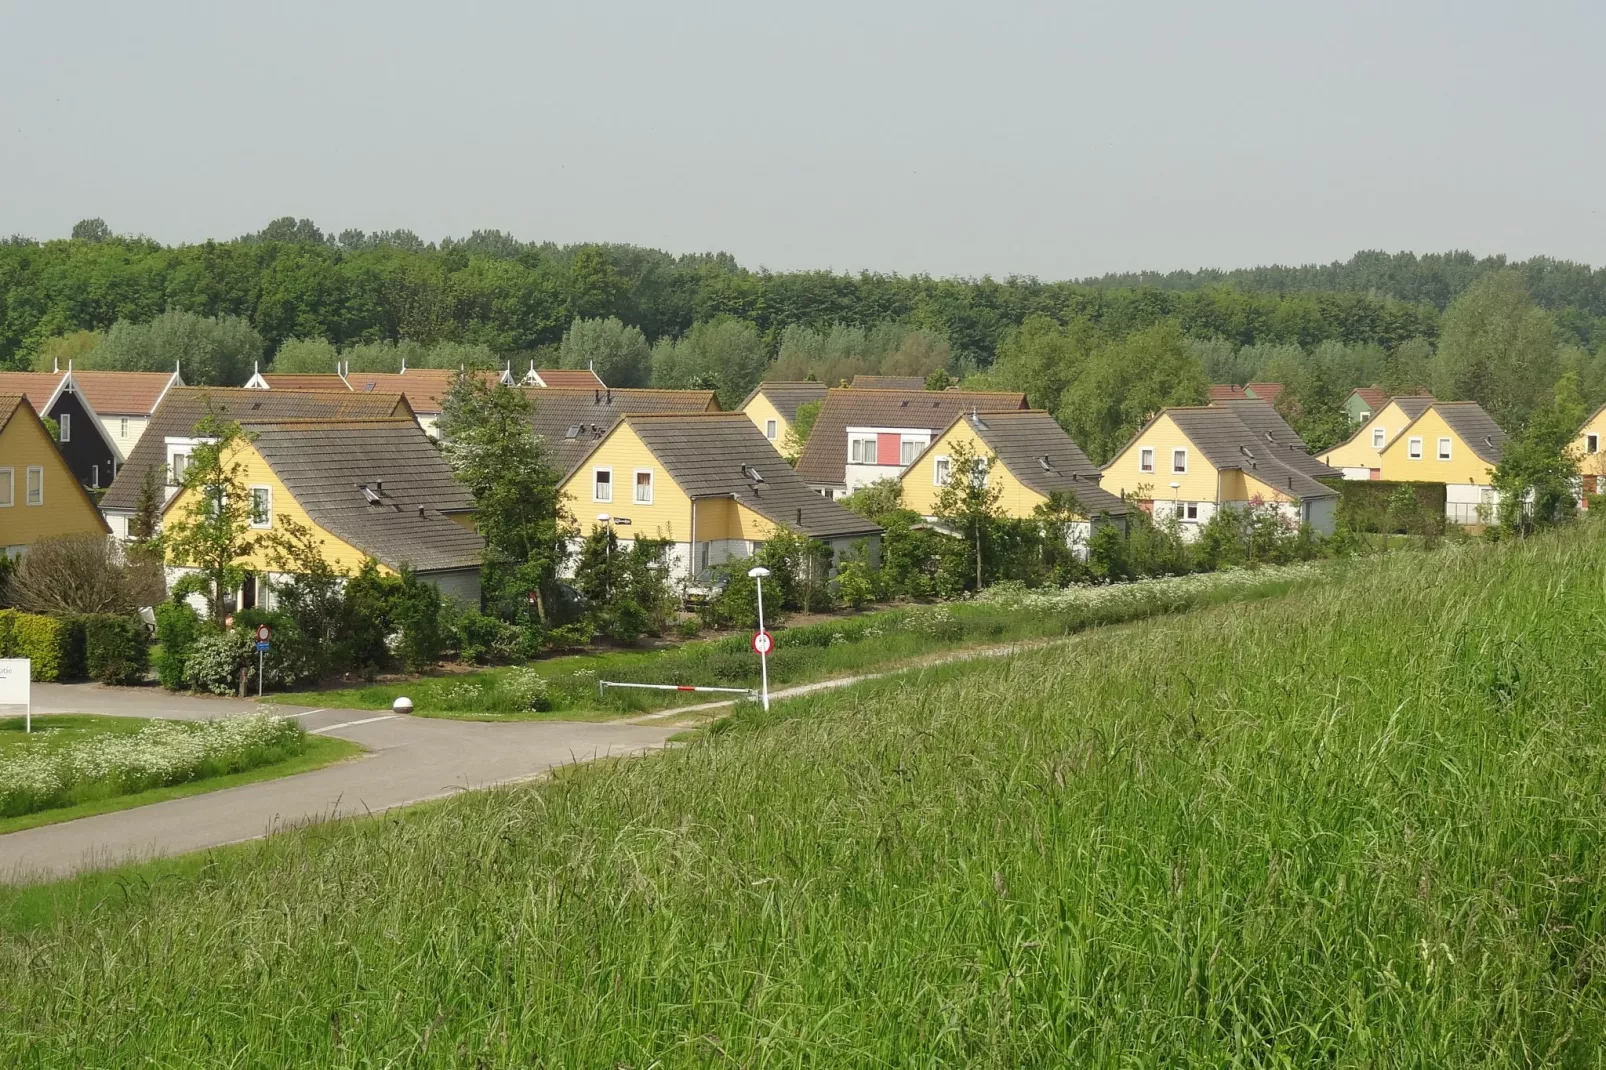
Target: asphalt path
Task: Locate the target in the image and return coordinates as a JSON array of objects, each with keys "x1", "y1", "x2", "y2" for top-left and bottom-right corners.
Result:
[{"x1": 1, "y1": 683, "x2": 675, "y2": 884}]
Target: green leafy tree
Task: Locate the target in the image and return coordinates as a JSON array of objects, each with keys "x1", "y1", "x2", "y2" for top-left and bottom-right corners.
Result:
[
  {"x1": 162, "y1": 417, "x2": 259, "y2": 619},
  {"x1": 89, "y1": 309, "x2": 263, "y2": 385},
  {"x1": 269, "y1": 337, "x2": 341, "y2": 373},
  {"x1": 1492, "y1": 370, "x2": 1587, "y2": 534},
  {"x1": 564, "y1": 245, "x2": 627, "y2": 322},
  {"x1": 1431, "y1": 270, "x2": 1559, "y2": 428},
  {"x1": 992, "y1": 314, "x2": 1091, "y2": 411},
  {"x1": 29, "y1": 329, "x2": 102, "y2": 371},
  {"x1": 840, "y1": 478, "x2": 904, "y2": 524},
  {"x1": 780, "y1": 399, "x2": 822, "y2": 463},
  {"x1": 71, "y1": 218, "x2": 111, "y2": 243},
  {"x1": 559, "y1": 316, "x2": 651, "y2": 388},
  {"x1": 932, "y1": 439, "x2": 1003, "y2": 592},
  {"x1": 1059, "y1": 323, "x2": 1207, "y2": 463}
]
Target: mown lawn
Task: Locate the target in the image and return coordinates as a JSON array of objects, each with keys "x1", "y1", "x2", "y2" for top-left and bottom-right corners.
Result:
[
  {"x1": 267, "y1": 563, "x2": 1332, "y2": 719},
  {"x1": 4, "y1": 531, "x2": 1604, "y2": 1065}
]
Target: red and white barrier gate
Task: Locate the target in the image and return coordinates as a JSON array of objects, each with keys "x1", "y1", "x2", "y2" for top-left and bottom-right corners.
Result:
[{"x1": 598, "y1": 680, "x2": 754, "y2": 700}]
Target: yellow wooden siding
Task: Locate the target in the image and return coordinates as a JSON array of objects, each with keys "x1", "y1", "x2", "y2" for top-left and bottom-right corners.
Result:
[
  {"x1": 1318, "y1": 399, "x2": 1418, "y2": 470},
  {"x1": 742, "y1": 393, "x2": 790, "y2": 448},
  {"x1": 1100, "y1": 413, "x2": 1224, "y2": 503},
  {"x1": 1240, "y1": 470, "x2": 1298, "y2": 504},
  {"x1": 900, "y1": 421, "x2": 1049, "y2": 518},
  {"x1": 0, "y1": 406, "x2": 109, "y2": 546},
  {"x1": 160, "y1": 439, "x2": 385, "y2": 574},
  {"x1": 1572, "y1": 409, "x2": 1606, "y2": 478},
  {"x1": 556, "y1": 422, "x2": 692, "y2": 543},
  {"x1": 1377, "y1": 408, "x2": 1496, "y2": 484}
]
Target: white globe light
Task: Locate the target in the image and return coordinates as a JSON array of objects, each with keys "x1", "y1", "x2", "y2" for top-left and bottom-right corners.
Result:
[{"x1": 748, "y1": 566, "x2": 771, "y2": 579}]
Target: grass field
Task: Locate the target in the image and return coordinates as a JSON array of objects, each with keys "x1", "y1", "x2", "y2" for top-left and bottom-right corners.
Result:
[
  {"x1": 4, "y1": 531, "x2": 1605, "y2": 1065},
  {"x1": 267, "y1": 563, "x2": 1330, "y2": 719}
]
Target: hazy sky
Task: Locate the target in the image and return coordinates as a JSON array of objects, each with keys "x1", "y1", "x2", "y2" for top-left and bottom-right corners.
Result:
[{"x1": 3, "y1": 1, "x2": 1602, "y2": 279}]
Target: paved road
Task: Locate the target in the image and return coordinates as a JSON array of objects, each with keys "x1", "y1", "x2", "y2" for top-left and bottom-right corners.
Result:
[{"x1": 1, "y1": 684, "x2": 675, "y2": 884}]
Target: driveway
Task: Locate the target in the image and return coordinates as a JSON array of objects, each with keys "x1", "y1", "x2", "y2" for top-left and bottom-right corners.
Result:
[{"x1": 1, "y1": 683, "x2": 675, "y2": 884}]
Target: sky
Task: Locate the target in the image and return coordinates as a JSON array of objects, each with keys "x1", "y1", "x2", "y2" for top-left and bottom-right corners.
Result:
[{"x1": 2, "y1": 0, "x2": 1603, "y2": 280}]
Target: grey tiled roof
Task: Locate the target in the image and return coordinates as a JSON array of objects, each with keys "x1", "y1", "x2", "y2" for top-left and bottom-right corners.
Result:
[
  {"x1": 1320, "y1": 394, "x2": 1436, "y2": 456},
  {"x1": 741, "y1": 382, "x2": 827, "y2": 423},
  {"x1": 1208, "y1": 398, "x2": 1338, "y2": 480},
  {"x1": 243, "y1": 418, "x2": 484, "y2": 574},
  {"x1": 102, "y1": 387, "x2": 414, "y2": 513},
  {"x1": 796, "y1": 388, "x2": 1028, "y2": 487},
  {"x1": 956, "y1": 410, "x2": 1129, "y2": 516},
  {"x1": 1160, "y1": 407, "x2": 1337, "y2": 500},
  {"x1": 525, "y1": 387, "x2": 719, "y2": 478},
  {"x1": 1431, "y1": 402, "x2": 1506, "y2": 464},
  {"x1": 603, "y1": 414, "x2": 882, "y2": 540}
]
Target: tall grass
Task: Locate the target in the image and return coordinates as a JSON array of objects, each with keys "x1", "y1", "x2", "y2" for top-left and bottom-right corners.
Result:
[{"x1": 4, "y1": 532, "x2": 1606, "y2": 1065}]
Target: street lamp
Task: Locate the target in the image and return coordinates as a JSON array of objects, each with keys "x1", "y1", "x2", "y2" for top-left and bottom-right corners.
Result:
[
  {"x1": 1169, "y1": 481, "x2": 1181, "y2": 521},
  {"x1": 748, "y1": 565, "x2": 771, "y2": 710},
  {"x1": 597, "y1": 513, "x2": 612, "y2": 600}
]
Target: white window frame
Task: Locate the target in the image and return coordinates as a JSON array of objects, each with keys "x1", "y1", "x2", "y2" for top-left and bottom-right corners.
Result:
[
  {"x1": 26, "y1": 465, "x2": 43, "y2": 506},
  {"x1": 1371, "y1": 428, "x2": 1385, "y2": 449},
  {"x1": 1408, "y1": 436, "x2": 1423, "y2": 460},
  {"x1": 933, "y1": 455, "x2": 951, "y2": 486},
  {"x1": 1183, "y1": 501, "x2": 1199, "y2": 521},
  {"x1": 1437, "y1": 437, "x2": 1452, "y2": 461},
  {"x1": 633, "y1": 468, "x2": 654, "y2": 505},
  {"x1": 0, "y1": 467, "x2": 11, "y2": 507},
  {"x1": 764, "y1": 419, "x2": 778, "y2": 441},
  {"x1": 1172, "y1": 448, "x2": 1188, "y2": 474},
  {"x1": 901, "y1": 438, "x2": 921, "y2": 466},
  {"x1": 91, "y1": 464, "x2": 100, "y2": 489},
  {"x1": 848, "y1": 436, "x2": 878, "y2": 465},
  {"x1": 592, "y1": 466, "x2": 613, "y2": 503},
  {"x1": 58, "y1": 411, "x2": 71, "y2": 442},
  {"x1": 249, "y1": 485, "x2": 273, "y2": 529},
  {"x1": 1588, "y1": 433, "x2": 1600, "y2": 454},
  {"x1": 1139, "y1": 447, "x2": 1154, "y2": 474},
  {"x1": 119, "y1": 416, "x2": 129, "y2": 439}
]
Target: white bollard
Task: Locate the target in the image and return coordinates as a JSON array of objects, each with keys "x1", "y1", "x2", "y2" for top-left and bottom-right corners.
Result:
[{"x1": 392, "y1": 696, "x2": 414, "y2": 714}]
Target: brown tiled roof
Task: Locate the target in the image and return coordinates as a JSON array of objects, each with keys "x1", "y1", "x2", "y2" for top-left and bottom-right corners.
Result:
[
  {"x1": 1208, "y1": 398, "x2": 1337, "y2": 481},
  {"x1": 529, "y1": 368, "x2": 605, "y2": 388},
  {"x1": 0, "y1": 394, "x2": 24, "y2": 433},
  {"x1": 1351, "y1": 386, "x2": 1389, "y2": 412},
  {"x1": 1429, "y1": 401, "x2": 1507, "y2": 465},
  {"x1": 586, "y1": 414, "x2": 881, "y2": 540},
  {"x1": 947, "y1": 410, "x2": 1128, "y2": 516},
  {"x1": 259, "y1": 373, "x2": 351, "y2": 392},
  {"x1": 1208, "y1": 384, "x2": 1252, "y2": 402},
  {"x1": 239, "y1": 418, "x2": 483, "y2": 574},
  {"x1": 740, "y1": 381, "x2": 827, "y2": 423},
  {"x1": 525, "y1": 387, "x2": 720, "y2": 478},
  {"x1": 0, "y1": 373, "x2": 65, "y2": 412},
  {"x1": 70, "y1": 371, "x2": 179, "y2": 416},
  {"x1": 1151, "y1": 407, "x2": 1336, "y2": 501},
  {"x1": 852, "y1": 375, "x2": 929, "y2": 391},
  {"x1": 1246, "y1": 382, "x2": 1285, "y2": 404},
  {"x1": 102, "y1": 387, "x2": 414, "y2": 513},
  {"x1": 343, "y1": 369, "x2": 502, "y2": 413},
  {"x1": 796, "y1": 388, "x2": 1028, "y2": 487}
]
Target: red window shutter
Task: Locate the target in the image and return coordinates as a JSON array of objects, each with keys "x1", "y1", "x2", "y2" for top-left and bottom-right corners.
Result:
[{"x1": 876, "y1": 433, "x2": 901, "y2": 465}]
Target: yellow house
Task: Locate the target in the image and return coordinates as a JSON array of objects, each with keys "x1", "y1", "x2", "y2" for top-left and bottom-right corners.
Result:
[
  {"x1": 1317, "y1": 395, "x2": 1435, "y2": 479},
  {"x1": 1376, "y1": 401, "x2": 1506, "y2": 525},
  {"x1": 1101, "y1": 406, "x2": 1339, "y2": 537},
  {"x1": 1572, "y1": 402, "x2": 1606, "y2": 497},
  {"x1": 0, "y1": 394, "x2": 111, "y2": 555},
  {"x1": 160, "y1": 417, "x2": 484, "y2": 613},
  {"x1": 740, "y1": 382, "x2": 827, "y2": 456},
  {"x1": 557, "y1": 412, "x2": 881, "y2": 579}
]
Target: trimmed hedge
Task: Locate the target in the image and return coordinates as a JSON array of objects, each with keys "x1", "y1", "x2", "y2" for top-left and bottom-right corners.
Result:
[
  {"x1": 81, "y1": 614, "x2": 151, "y2": 685},
  {"x1": 1331, "y1": 479, "x2": 1447, "y2": 534},
  {"x1": 0, "y1": 609, "x2": 73, "y2": 681},
  {"x1": 155, "y1": 602, "x2": 202, "y2": 691}
]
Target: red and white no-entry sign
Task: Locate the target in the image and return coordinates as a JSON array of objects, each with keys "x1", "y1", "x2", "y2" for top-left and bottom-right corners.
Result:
[
  {"x1": 752, "y1": 631, "x2": 773, "y2": 655},
  {"x1": 256, "y1": 624, "x2": 271, "y2": 642}
]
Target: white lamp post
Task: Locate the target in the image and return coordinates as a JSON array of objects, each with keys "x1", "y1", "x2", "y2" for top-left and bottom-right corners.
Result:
[
  {"x1": 596, "y1": 513, "x2": 612, "y2": 600},
  {"x1": 1169, "y1": 481, "x2": 1181, "y2": 521},
  {"x1": 748, "y1": 565, "x2": 771, "y2": 710}
]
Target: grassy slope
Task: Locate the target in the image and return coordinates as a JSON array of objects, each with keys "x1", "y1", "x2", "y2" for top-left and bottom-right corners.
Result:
[{"x1": 4, "y1": 533, "x2": 1606, "y2": 1065}]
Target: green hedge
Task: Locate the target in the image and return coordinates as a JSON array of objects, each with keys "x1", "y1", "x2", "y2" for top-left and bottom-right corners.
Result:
[
  {"x1": 0, "y1": 609, "x2": 73, "y2": 681},
  {"x1": 81, "y1": 614, "x2": 151, "y2": 685},
  {"x1": 1331, "y1": 480, "x2": 1447, "y2": 534}
]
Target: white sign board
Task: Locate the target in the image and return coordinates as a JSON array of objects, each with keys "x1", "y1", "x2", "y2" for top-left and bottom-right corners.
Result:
[{"x1": 0, "y1": 658, "x2": 30, "y2": 732}]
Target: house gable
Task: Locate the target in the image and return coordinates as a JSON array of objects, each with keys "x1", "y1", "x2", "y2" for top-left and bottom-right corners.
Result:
[
  {"x1": 1100, "y1": 412, "x2": 1224, "y2": 503},
  {"x1": 1377, "y1": 406, "x2": 1497, "y2": 485},
  {"x1": 0, "y1": 395, "x2": 111, "y2": 550},
  {"x1": 901, "y1": 419, "x2": 1047, "y2": 518}
]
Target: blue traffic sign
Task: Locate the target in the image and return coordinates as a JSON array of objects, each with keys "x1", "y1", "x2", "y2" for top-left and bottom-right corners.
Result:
[{"x1": 255, "y1": 641, "x2": 270, "y2": 651}]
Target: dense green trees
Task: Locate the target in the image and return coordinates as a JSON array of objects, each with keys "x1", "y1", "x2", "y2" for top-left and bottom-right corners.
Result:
[{"x1": 558, "y1": 317, "x2": 651, "y2": 388}]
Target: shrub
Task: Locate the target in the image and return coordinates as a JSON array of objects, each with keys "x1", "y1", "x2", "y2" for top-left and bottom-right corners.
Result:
[
  {"x1": 183, "y1": 629, "x2": 252, "y2": 695},
  {"x1": 155, "y1": 602, "x2": 202, "y2": 690},
  {"x1": 233, "y1": 608, "x2": 320, "y2": 687},
  {"x1": 81, "y1": 614, "x2": 150, "y2": 685},
  {"x1": 834, "y1": 555, "x2": 878, "y2": 609},
  {"x1": 0, "y1": 609, "x2": 73, "y2": 681},
  {"x1": 496, "y1": 667, "x2": 551, "y2": 712},
  {"x1": 394, "y1": 569, "x2": 443, "y2": 672},
  {"x1": 454, "y1": 611, "x2": 507, "y2": 664},
  {"x1": 5, "y1": 533, "x2": 155, "y2": 615}
]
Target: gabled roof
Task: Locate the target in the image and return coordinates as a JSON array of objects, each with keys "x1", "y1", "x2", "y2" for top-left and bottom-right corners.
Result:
[
  {"x1": 342, "y1": 369, "x2": 503, "y2": 413},
  {"x1": 525, "y1": 387, "x2": 721, "y2": 478},
  {"x1": 70, "y1": 370, "x2": 183, "y2": 416},
  {"x1": 1143, "y1": 407, "x2": 1337, "y2": 501},
  {"x1": 1424, "y1": 401, "x2": 1506, "y2": 465},
  {"x1": 1208, "y1": 398, "x2": 1336, "y2": 481},
  {"x1": 1319, "y1": 394, "x2": 1436, "y2": 458},
  {"x1": 796, "y1": 388, "x2": 1029, "y2": 487},
  {"x1": 102, "y1": 387, "x2": 415, "y2": 513},
  {"x1": 1245, "y1": 382, "x2": 1285, "y2": 404},
  {"x1": 936, "y1": 409, "x2": 1129, "y2": 516},
  {"x1": 237, "y1": 418, "x2": 483, "y2": 574},
  {"x1": 851, "y1": 375, "x2": 930, "y2": 391},
  {"x1": 579, "y1": 413, "x2": 880, "y2": 540},
  {"x1": 526, "y1": 368, "x2": 605, "y2": 389},
  {"x1": 740, "y1": 381, "x2": 828, "y2": 423},
  {"x1": 1208, "y1": 384, "x2": 1253, "y2": 402},
  {"x1": 0, "y1": 372, "x2": 68, "y2": 412},
  {"x1": 255, "y1": 373, "x2": 351, "y2": 392},
  {"x1": 0, "y1": 394, "x2": 111, "y2": 532},
  {"x1": 1348, "y1": 386, "x2": 1389, "y2": 412}
]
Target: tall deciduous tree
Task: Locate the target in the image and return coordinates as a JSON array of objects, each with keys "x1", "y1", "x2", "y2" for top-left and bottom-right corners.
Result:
[
  {"x1": 1059, "y1": 324, "x2": 1207, "y2": 463},
  {"x1": 88, "y1": 310, "x2": 263, "y2": 385},
  {"x1": 1492, "y1": 369, "x2": 1586, "y2": 534},
  {"x1": 559, "y1": 317, "x2": 651, "y2": 388},
  {"x1": 1431, "y1": 270, "x2": 1559, "y2": 427},
  {"x1": 991, "y1": 314, "x2": 1092, "y2": 411},
  {"x1": 933, "y1": 439, "x2": 1003, "y2": 592}
]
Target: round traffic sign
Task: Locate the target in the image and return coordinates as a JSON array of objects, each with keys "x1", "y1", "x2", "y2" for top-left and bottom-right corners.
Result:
[
  {"x1": 752, "y1": 631, "x2": 773, "y2": 655},
  {"x1": 256, "y1": 624, "x2": 271, "y2": 642}
]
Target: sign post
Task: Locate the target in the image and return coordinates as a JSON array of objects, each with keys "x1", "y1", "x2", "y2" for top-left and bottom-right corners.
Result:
[
  {"x1": 0, "y1": 658, "x2": 31, "y2": 733},
  {"x1": 747, "y1": 566, "x2": 772, "y2": 711},
  {"x1": 254, "y1": 624, "x2": 271, "y2": 699}
]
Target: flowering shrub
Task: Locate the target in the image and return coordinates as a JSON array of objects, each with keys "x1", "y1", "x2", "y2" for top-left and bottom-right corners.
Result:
[
  {"x1": 183, "y1": 629, "x2": 254, "y2": 695},
  {"x1": 497, "y1": 668, "x2": 551, "y2": 712},
  {"x1": 0, "y1": 713, "x2": 306, "y2": 817}
]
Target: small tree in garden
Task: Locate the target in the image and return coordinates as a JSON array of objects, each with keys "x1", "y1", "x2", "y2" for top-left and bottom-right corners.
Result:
[
  {"x1": 573, "y1": 526, "x2": 677, "y2": 641},
  {"x1": 780, "y1": 399, "x2": 821, "y2": 463},
  {"x1": 933, "y1": 439, "x2": 1003, "y2": 592},
  {"x1": 262, "y1": 516, "x2": 352, "y2": 665},
  {"x1": 161, "y1": 416, "x2": 260, "y2": 620},
  {"x1": 1492, "y1": 370, "x2": 1586, "y2": 535},
  {"x1": 1033, "y1": 491, "x2": 1092, "y2": 586},
  {"x1": 840, "y1": 478, "x2": 904, "y2": 524},
  {"x1": 9, "y1": 533, "x2": 148, "y2": 614}
]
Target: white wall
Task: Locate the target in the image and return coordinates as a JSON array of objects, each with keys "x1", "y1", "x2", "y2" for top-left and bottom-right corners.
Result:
[
  {"x1": 1339, "y1": 466, "x2": 1373, "y2": 481},
  {"x1": 1446, "y1": 483, "x2": 1498, "y2": 526},
  {"x1": 843, "y1": 462, "x2": 904, "y2": 492},
  {"x1": 98, "y1": 414, "x2": 149, "y2": 459}
]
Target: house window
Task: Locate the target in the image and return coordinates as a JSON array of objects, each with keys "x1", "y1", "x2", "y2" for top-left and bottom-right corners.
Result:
[
  {"x1": 1139, "y1": 447, "x2": 1154, "y2": 473},
  {"x1": 901, "y1": 439, "x2": 920, "y2": 466},
  {"x1": 765, "y1": 419, "x2": 778, "y2": 440},
  {"x1": 170, "y1": 452, "x2": 191, "y2": 485},
  {"x1": 1408, "y1": 436, "x2": 1423, "y2": 460},
  {"x1": 58, "y1": 412, "x2": 71, "y2": 442},
  {"x1": 933, "y1": 456, "x2": 951, "y2": 486},
  {"x1": 1172, "y1": 448, "x2": 1188, "y2": 474},
  {"x1": 634, "y1": 469, "x2": 653, "y2": 504},
  {"x1": 1371, "y1": 428, "x2": 1385, "y2": 449},
  {"x1": 120, "y1": 417, "x2": 129, "y2": 439},
  {"x1": 26, "y1": 466, "x2": 43, "y2": 506},
  {"x1": 592, "y1": 467, "x2": 612, "y2": 503},
  {"x1": 849, "y1": 437, "x2": 877, "y2": 464},
  {"x1": 1588, "y1": 433, "x2": 1599, "y2": 454},
  {"x1": 91, "y1": 465, "x2": 100, "y2": 489},
  {"x1": 1437, "y1": 437, "x2": 1452, "y2": 461},
  {"x1": 967, "y1": 458, "x2": 988, "y2": 488},
  {"x1": 249, "y1": 485, "x2": 272, "y2": 529},
  {"x1": 0, "y1": 468, "x2": 11, "y2": 507}
]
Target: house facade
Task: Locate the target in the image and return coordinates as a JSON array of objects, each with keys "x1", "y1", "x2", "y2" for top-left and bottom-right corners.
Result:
[
  {"x1": 557, "y1": 413, "x2": 881, "y2": 581},
  {"x1": 1377, "y1": 401, "x2": 1506, "y2": 525},
  {"x1": 0, "y1": 371, "x2": 123, "y2": 490},
  {"x1": 1573, "y1": 403, "x2": 1606, "y2": 499},
  {"x1": 0, "y1": 394, "x2": 110, "y2": 556},
  {"x1": 1343, "y1": 387, "x2": 1389, "y2": 425},
  {"x1": 1317, "y1": 396, "x2": 1435, "y2": 480},
  {"x1": 71, "y1": 367, "x2": 184, "y2": 462},
  {"x1": 740, "y1": 382, "x2": 826, "y2": 456},
  {"x1": 1100, "y1": 406, "x2": 1338, "y2": 538}
]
